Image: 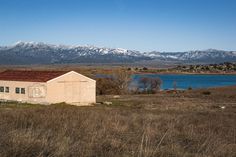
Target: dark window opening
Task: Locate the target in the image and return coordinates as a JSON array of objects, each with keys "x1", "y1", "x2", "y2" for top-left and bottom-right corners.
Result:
[
  {"x1": 21, "y1": 88, "x2": 25, "y2": 94},
  {"x1": 15, "y1": 87, "x2": 20, "y2": 94},
  {"x1": 0, "y1": 86, "x2": 4, "y2": 92},
  {"x1": 5, "y1": 87, "x2": 9, "y2": 93}
]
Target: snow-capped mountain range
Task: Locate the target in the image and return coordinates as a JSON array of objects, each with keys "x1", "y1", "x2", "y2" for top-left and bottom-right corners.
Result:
[{"x1": 0, "y1": 41, "x2": 236, "y2": 65}]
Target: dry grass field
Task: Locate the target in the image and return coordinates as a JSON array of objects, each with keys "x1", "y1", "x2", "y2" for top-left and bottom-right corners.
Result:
[{"x1": 0, "y1": 86, "x2": 236, "y2": 157}]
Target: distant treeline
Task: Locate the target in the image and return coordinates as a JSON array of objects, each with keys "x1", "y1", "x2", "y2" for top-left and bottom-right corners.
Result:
[{"x1": 174, "y1": 62, "x2": 236, "y2": 73}]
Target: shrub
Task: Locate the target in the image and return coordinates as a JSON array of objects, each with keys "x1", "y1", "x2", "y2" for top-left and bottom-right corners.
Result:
[
  {"x1": 96, "y1": 70, "x2": 132, "y2": 95},
  {"x1": 202, "y1": 91, "x2": 211, "y2": 95},
  {"x1": 96, "y1": 78, "x2": 119, "y2": 95},
  {"x1": 138, "y1": 77, "x2": 162, "y2": 94},
  {"x1": 142, "y1": 67, "x2": 148, "y2": 71}
]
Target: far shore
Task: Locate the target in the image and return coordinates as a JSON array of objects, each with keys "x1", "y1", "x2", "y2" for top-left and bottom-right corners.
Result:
[
  {"x1": 0, "y1": 64, "x2": 236, "y2": 76},
  {"x1": 134, "y1": 71, "x2": 236, "y2": 75}
]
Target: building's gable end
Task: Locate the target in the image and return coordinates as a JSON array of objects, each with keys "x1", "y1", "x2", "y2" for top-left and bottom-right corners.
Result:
[
  {"x1": 46, "y1": 71, "x2": 95, "y2": 83},
  {"x1": 71, "y1": 71, "x2": 96, "y2": 83}
]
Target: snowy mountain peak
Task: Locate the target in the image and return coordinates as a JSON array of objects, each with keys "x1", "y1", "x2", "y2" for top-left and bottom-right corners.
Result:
[
  {"x1": 0, "y1": 41, "x2": 235, "y2": 64},
  {"x1": 11, "y1": 42, "x2": 130, "y2": 55},
  {"x1": 14, "y1": 41, "x2": 44, "y2": 46}
]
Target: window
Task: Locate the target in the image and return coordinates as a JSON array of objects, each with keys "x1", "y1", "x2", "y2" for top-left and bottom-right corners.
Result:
[
  {"x1": 15, "y1": 87, "x2": 26, "y2": 94},
  {"x1": 0, "y1": 86, "x2": 4, "y2": 92},
  {"x1": 5, "y1": 87, "x2": 9, "y2": 93},
  {"x1": 21, "y1": 88, "x2": 25, "y2": 94},
  {"x1": 15, "y1": 87, "x2": 20, "y2": 94}
]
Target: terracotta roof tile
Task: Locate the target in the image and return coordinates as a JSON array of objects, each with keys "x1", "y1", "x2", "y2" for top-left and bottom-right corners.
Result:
[{"x1": 0, "y1": 70, "x2": 69, "y2": 82}]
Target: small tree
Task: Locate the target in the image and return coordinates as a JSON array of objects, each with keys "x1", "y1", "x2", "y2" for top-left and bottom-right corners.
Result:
[
  {"x1": 150, "y1": 77, "x2": 162, "y2": 93},
  {"x1": 112, "y1": 70, "x2": 132, "y2": 94},
  {"x1": 138, "y1": 77, "x2": 162, "y2": 94},
  {"x1": 139, "y1": 77, "x2": 149, "y2": 92}
]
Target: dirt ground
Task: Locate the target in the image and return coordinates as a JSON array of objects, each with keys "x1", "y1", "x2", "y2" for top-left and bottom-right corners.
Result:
[{"x1": 97, "y1": 86, "x2": 236, "y2": 111}]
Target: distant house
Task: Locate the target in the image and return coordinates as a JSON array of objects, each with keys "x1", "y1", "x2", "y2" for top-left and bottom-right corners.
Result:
[{"x1": 0, "y1": 70, "x2": 96, "y2": 105}]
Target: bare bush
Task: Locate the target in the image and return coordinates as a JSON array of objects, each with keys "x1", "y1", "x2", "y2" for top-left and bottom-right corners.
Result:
[
  {"x1": 96, "y1": 70, "x2": 132, "y2": 95},
  {"x1": 112, "y1": 70, "x2": 132, "y2": 94},
  {"x1": 138, "y1": 77, "x2": 162, "y2": 94},
  {"x1": 96, "y1": 78, "x2": 119, "y2": 95}
]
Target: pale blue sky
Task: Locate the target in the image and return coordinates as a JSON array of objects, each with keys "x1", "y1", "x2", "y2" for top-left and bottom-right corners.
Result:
[{"x1": 0, "y1": 0, "x2": 236, "y2": 51}]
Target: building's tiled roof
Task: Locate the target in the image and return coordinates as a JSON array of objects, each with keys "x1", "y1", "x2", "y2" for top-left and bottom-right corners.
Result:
[{"x1": 0, "y1": 70, "x2": 69, "y2": 82}]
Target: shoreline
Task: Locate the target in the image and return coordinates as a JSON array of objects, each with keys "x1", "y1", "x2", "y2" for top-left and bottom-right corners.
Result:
[
  {"x1": 134, "y1": 71, "x2": 236, "y2": 75},
  {"x1": 159, "y1": 84, "x2": 236, "y2": 91}
]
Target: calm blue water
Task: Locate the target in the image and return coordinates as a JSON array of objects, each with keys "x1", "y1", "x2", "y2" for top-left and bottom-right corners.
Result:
[{"x1": 132, "y1": 74, "x2": 236, "y2": 90}]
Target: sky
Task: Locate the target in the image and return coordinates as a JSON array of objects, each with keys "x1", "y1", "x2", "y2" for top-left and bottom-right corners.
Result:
[{"x1": 0, "y1": 0, "x2": 236, "y2": 52}]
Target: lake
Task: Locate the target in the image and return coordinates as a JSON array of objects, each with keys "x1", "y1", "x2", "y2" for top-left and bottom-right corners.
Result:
[{"x1": 132, "y1": 74, "x2": 236, "y2": 90}]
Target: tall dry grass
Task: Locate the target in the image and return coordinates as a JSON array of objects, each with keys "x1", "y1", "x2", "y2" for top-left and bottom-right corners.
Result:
[{"x1": 0, "y1": 101, "x2": 235, "y2": 157}]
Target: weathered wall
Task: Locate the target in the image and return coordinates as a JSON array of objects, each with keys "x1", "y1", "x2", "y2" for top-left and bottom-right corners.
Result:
[
  {"x1": 46, "y1": 71, "x2": 96, "y2": 105},
  {"x1": 0, "y1": 81, "x2": 47, "y2": 104}
]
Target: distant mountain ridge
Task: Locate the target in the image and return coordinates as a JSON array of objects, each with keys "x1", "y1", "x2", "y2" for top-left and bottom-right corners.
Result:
[
  {"x1": 0, "y1": 42, "x2": 235, "y2": 65},
  {"x1": 144, "y1": 49, "x2": 236, "y2": 62}
]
